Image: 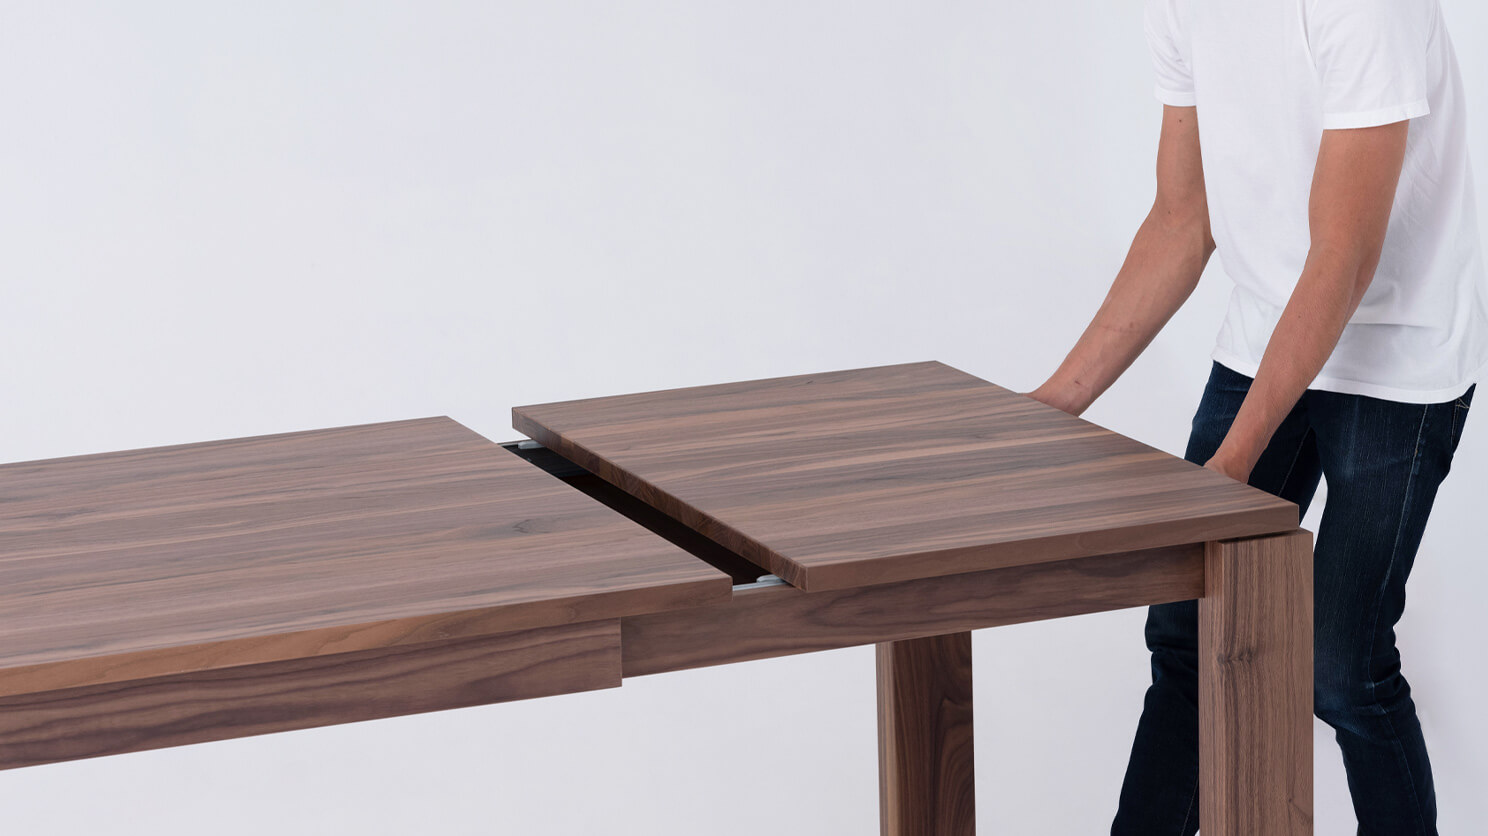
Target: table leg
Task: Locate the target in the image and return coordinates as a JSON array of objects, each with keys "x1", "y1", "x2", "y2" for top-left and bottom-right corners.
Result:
[
  {"x1": 876, "y1": 631, "x2": 975, "y2": 836},
  {"x1": 1199, "y1": 529, "x2": 1314, "y2": 835}
]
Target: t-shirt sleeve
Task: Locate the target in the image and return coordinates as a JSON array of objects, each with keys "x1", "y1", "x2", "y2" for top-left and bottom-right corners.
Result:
[
  {"x1": 1143, "y1": 0, "x2": 1196, "y2": 107},
  {"x1": 1307, "y1": 0, "x2": 1434, "y2": 129}
]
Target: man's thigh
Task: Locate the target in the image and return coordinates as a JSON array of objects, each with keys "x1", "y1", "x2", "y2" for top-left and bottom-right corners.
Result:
[{"x1": 1304, "y1": 388, "x2": 1463, "y2": 695}]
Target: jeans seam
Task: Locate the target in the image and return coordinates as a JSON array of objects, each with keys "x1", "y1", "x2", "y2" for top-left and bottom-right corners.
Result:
[
  {"x1": 1275, "y1": 425, "x2": 1314, "y2": 498},
  {"x1": 1176, "y1": 766, "x2": 1199, "y2": 835},
  {"x1": 1364, "y1": 403, "x2": 1431, "y2": 833}
]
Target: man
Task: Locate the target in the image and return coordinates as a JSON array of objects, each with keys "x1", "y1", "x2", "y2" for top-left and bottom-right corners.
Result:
[{"x1": 1026, "y1": 0, "x2": 1485, "y2": 833}]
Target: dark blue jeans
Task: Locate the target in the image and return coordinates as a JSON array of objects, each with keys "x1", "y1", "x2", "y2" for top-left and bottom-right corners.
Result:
[{"x1": 1111, "y1": 360, "x2": 1475, "y2": 836}]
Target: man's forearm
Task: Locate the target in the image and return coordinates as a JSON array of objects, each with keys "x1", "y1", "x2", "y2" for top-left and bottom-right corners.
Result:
[
  {"x1": 1212, "y1": 121, "x2": 1408, "y2": 478},
  {"x1": 1037, "y1": 207, "x2": 1211, "y2": 415}
]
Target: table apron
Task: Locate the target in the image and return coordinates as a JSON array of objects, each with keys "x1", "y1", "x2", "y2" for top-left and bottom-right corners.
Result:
[
  {"x1": 621, "y1": 542, "x2": 1205, "y2": 678},
  {"x1": 0, "y1": 618, "x2": 622, "y2": 772}
]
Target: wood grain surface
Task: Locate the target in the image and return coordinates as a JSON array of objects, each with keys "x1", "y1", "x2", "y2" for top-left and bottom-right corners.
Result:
[
  {"x1": 513, "y1": 361, "x2": 1298, "y2": 590},
  {"x1": 622, "y1": 543, "x2": 1203, "y2": 677},
  {"x1": 0, "y1": 417, "x2": 729, "y2": 697},
  {"x1": 0, "y1": 619, "x2": 620, "y2": 771},
  {"x1": 877, "y1": 632, "x2": 975, "y2": 836},
  {"x1": 1200, "y1": 530, "x2": 1314, "y2": 835}
]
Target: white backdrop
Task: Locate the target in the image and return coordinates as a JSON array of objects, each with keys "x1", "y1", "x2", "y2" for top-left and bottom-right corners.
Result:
[{"x1": 0, "y1": 2, "x2": 1483, "y2": 833}]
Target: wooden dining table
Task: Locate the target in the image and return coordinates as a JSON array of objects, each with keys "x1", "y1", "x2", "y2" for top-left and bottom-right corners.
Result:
[{"x1": 0, "y1": 361, "x2": 1313, "y2": 835}]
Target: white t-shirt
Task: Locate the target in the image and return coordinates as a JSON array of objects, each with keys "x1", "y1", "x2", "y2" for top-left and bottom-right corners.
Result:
[{"x1": 1145, "y1": 0, "x2": 1488, "y2": 403}]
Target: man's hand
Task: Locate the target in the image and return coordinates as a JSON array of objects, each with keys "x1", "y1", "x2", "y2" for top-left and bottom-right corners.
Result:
[
  {"x1": 1022, "y1": 381, "x2": 1088, "y2": 417},
  {"x1": 1203, "y1": 449, "x2": 1253, "y2": 483}
]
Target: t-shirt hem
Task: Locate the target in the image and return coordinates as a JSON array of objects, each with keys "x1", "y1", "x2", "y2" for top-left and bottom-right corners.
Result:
[
  {"x1": 1153, "y1": 85, "x2": 1197, "y2": 107},
  {"x1": 1210, "y1": 344, "x2": 1484, "y2": 404},
  {"x1": 1321, "y1": 98, "x2": 1431, "y2": 130}
]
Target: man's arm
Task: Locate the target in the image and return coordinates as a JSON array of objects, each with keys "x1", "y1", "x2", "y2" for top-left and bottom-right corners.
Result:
[
  {"x1": 1031, "y1": 104, "x2": 1215, "y2": 415},
  {"x1": 1206, "y1": 120, "x2": 1410, "y2": 483}
]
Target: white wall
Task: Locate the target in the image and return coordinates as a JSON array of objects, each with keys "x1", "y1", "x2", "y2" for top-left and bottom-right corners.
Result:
[{"x1": 0, "y1": 2, "x2": 1482, "y2": 833}]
